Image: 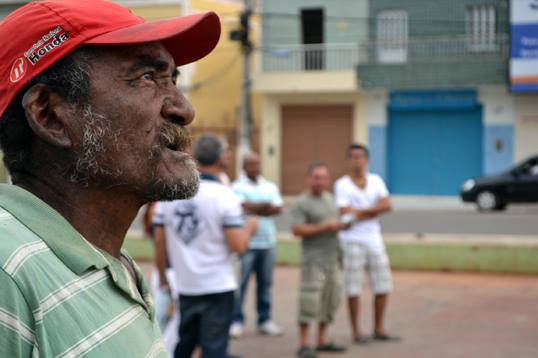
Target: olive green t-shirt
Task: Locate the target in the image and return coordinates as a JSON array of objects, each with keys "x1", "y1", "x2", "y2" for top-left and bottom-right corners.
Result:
[{"x1": 290, "y1": 191, "x2": 340, "y2": 265}]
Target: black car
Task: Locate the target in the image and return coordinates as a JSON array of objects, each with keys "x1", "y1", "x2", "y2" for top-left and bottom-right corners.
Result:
[{"x1": 460, "y1": 155, "x2": 538, "y2": 211}]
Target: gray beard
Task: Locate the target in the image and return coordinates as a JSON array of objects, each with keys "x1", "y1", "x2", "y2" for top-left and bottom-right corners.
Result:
[
  {"x1": 143, "y1": 156, "x2": 200, "y2": 202},
  {"x1": 67, "y1": 104, "x2": 199, "y2": 202}
]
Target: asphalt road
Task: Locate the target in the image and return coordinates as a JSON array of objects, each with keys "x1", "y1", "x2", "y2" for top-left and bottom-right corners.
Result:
[
  {"x1": 275, "y1": 204, "x2": 538, "y2": 236},
  {"x1": 379, "y1": 206, "x2": 538, "y2": 236},
  {"x1": 129, "y1": 202, "x2": 537, "y2": 238}
]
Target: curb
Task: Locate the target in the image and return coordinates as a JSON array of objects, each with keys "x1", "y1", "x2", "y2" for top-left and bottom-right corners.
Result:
[
  {"x1": 124, "y1": 233, "x2": 538, "y2": 275},
  {"x1": 277, "y1": 233, "x2": 538, "y2": 274}
]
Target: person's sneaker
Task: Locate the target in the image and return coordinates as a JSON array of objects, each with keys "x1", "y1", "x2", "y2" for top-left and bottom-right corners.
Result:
[
  {"x1": 229, "y1": 322, "x2": 244, "y2": 339},
  {"x1": 296, "y1": 346, "x2": 317, "y2": 358},
  {"x1": 258, "y1": 320, "x2": 284, "y2": 336}
]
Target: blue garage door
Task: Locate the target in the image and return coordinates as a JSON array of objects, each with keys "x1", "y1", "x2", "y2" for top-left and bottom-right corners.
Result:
[{"x1": 388, "y1": 106, "x2": 483, "y2": 196}]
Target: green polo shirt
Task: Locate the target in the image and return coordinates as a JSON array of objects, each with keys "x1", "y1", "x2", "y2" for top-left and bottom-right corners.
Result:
[{"x1": 0, "y1": 184, "x2": 166, "y2": 358}]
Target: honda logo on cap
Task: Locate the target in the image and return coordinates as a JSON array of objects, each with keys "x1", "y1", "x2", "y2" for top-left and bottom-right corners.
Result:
[{"x1": 9, "y1": 58, "x2": 27, "y2": 83}]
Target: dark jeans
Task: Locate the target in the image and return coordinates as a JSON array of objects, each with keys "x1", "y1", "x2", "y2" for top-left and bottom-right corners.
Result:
[
  {"x1": 175, "y1": 291, "x2": 234, "y2": 358},
  {"x1": 233, "y1": 248, "x2": 275, "y2": 325}
]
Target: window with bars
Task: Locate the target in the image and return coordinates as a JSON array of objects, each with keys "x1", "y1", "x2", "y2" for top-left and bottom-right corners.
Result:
[
  {"x1": 376, "y1": 10, "x2": 408, "y2": 63},
  {"x1": 466, "y1": 5, "x2": 496, "y2": 52}
]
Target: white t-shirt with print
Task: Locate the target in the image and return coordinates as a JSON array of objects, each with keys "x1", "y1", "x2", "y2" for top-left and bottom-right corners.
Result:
[
  {"x1": 153, "y1": 176, "x2": 244, "y2": 296},
  {"x1": 335, "y1": 173, "x2": 389, "y2": 249}
]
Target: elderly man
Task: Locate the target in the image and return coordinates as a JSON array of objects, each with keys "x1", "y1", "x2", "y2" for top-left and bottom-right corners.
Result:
[{"x1": 0, "y1": 1, "x2": 219, "y2": 357}]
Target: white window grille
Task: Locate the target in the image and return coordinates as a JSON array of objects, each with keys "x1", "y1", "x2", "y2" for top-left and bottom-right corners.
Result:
[
  {"x1": 376, "y1": 10, "x2": 408, "y2": 63},
  {"x1": 466, "y1": 5, "x2": 496, "y2": 51}
]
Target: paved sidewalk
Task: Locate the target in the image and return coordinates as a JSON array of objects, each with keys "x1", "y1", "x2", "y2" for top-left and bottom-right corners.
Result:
[
  {"x1": 277, "y1": 232, "x2": 538, "y2": 244},
  {"x1": 226, "y1": 268, "x2": 538, "y2": 358},
  {"x1": 138, "y1": 263, "x2": 538, "y2": 358}
]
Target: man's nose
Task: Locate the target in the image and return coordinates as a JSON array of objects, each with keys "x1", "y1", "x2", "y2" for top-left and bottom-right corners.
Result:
[{"x1": 161, "y1": 90, "x2": 195, "y2": 126}]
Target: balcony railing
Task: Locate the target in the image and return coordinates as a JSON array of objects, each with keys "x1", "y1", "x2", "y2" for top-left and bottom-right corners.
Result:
[
  {"x1": 260, "y1": 35, "x2": 508, "y2": 73},
  {"x1": 359, "y1": 34, "x2": 509, "y2": 64},
  {"x1": 261, "y1": 43, "x2": 363, "y2": 72}
]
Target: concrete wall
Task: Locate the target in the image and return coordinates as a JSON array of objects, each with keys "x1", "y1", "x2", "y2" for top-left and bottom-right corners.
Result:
[
  {"x1": 369, "y1": 0, "x2": 508, "y2": 38},
  {"x1": 478, "y1": 86, "x2": 515, "y2": 174},
  {"x1": 478, "y1": 87, "x2": 538, "y2": 171},
  {"x1": 254, "y1": 70, "x2": 357, "y2": 94},
  {"x1": 261, "y1": 0, "x2": 369, "y2": 72},
  {"x1": 365, "y1": 90, "x2": 388, "y2": 180},
  {"x1": 359, "y1": 0, "x2": 509, "y2": 89},
  {"x1": 129, "y1": 3, "x2": 183, "y2": 19},
  {"x1": 358, "y1": 61, "x2": 508, "y2": 90},
  {"x1": 0, "y1": 4, "x2": 22, "y2": 17},
  {"x1": 262, "y1": 0, "x2": 369, "y2": 46},
  {"x1": 260, "y1": 92, "x2": 367, "y2": 186},
  {"x1": 514, "y1": 95, "x2": 538, "y2": 162}
]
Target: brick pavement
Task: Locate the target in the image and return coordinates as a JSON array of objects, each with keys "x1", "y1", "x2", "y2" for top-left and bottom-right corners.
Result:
[{"x1": 138, "y1": 263, "x2": 538, "y2": 358}]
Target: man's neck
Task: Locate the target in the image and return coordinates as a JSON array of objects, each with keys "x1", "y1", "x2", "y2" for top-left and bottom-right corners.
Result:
[
  {"x1": 198, "y1": 165, "x2": 222, "y2": 179},
  {"x1": 15, "y1": 175, "x2": 141, "y2": 258},
  {"x1": 351, "y1": 170, "x2": 366, "y2": 180},
  {"x1": 310, "y1": 189, "x2": 323, "y2": 197},
  {"x1": 246, "y1": 174, "x2": 258, "y2": 183}
]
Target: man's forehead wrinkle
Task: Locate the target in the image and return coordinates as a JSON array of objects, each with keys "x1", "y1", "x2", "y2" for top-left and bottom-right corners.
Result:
[
  {"x1": 126, "y1": 53, "x2": 178, "y2": 77},
  {"x1": 97, "y1": 43, "x2": 175, "y2": 74},
  {"x1": 128, "y1": 55, "x2": 166, "y2": 72}
]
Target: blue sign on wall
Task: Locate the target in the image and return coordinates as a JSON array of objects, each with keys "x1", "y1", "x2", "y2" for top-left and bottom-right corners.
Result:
[
  {"x1": 389, "y1": 90, "x2": 479, "y2": 111},
  {"x1": 510, "y1": 0, "x2": 538, "y2": 92}
]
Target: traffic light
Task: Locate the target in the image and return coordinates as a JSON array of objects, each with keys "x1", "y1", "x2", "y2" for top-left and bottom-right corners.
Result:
[{"x1": 230, "y1": 10, "x2": 251, "y2": 49}]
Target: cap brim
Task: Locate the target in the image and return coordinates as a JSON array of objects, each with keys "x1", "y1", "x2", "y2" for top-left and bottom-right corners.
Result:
[{"x1": 85, "y1": 12, "x2": 220, "y2": 66}]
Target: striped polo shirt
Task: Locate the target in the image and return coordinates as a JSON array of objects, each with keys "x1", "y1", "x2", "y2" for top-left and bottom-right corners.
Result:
[{"x1": 0, "y1": 184, "x2": 166, "y2": 358}]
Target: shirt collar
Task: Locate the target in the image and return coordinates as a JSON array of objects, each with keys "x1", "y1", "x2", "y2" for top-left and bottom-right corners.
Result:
[
  {"x1": 200, "y1": 172, "x2": 220, "y2": 182},
  {"x1": 0, "y1": 184, "x2": 109, "y2": 275},
  {"x1": 240, "y1": 174, "x2": 263, "y2": 185}
]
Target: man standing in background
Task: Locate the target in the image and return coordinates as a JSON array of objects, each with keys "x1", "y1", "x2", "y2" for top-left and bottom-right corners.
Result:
[
  {"x1": 291, "y1": 162, "x2": 348, "y2": 358},
  {"x1": 230, "y1": 152, "x2": 284, "y2": 338},
  {"x1": 154, "y1": 135, "x2": 257, "y2": 358},
  {"x1": 335, "y1": 144, "x2": 399, "y2": 344}
]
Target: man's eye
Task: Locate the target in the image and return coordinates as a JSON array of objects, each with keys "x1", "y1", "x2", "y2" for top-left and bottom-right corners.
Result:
[{"x1": 141, "y1": 73, "x2": 154, "y2": 81}]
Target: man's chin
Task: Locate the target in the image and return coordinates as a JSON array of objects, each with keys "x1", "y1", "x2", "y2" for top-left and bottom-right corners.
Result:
[
  {"x1": 145, "y1": 173, "x2": 200, "y2": 202},
  {"x1": 144, "y1": 158, "x2": 201, "y2": 202}
]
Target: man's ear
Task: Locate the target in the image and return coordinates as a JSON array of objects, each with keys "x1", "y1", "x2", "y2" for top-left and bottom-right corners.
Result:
[{"x1": 21, "y1": 83, "x2": 73, "y2": 149}]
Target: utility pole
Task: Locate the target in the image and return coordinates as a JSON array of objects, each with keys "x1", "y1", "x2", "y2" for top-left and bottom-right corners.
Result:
[{"x1": 230, "y1": 0, "x2": 253, "y2": 178}]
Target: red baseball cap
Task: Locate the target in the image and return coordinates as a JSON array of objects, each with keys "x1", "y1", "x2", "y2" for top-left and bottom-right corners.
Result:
[{"x1": 0, "y1": 0, "x2": 221, "y2": 118}]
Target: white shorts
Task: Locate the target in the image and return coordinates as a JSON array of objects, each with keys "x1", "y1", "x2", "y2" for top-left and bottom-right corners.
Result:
[{"x1": 341, "y1": 241, "x2": 393, "y2": 296}]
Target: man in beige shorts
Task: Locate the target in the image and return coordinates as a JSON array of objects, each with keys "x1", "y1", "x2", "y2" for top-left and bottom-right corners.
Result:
[
  {"x1": 335, "y1": 144, "x2": 399, "y2": 344},
  {"x1": 291, "y1": 162, "x2": 349, "y2": 358}
]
